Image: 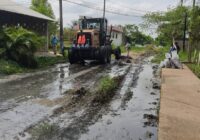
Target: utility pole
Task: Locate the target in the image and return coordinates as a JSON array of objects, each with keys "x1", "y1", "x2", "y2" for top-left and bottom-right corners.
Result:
[
  {"x1": 103, "y1": 0, "x2": 106, "y2": 44},
  {"x1": 193, "y1": 0, "x2": 196, "y2": 8},
  {"x1": 103, "y1": 0, "x2": 106, "y2": 22},
  {"x1": 183, "y1": 12, "x2": 187, "y2": 52},
  {"x1": 180, "y1": 0, "x2": 183, "y2": 6},
  {"x1": 59, "y1": 0, "x2": 64, "y2": 55}
]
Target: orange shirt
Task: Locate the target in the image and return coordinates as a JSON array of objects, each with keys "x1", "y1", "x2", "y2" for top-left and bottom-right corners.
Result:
[{"x1": 78, "y1": 35, "x2": 86, "y2": 45}]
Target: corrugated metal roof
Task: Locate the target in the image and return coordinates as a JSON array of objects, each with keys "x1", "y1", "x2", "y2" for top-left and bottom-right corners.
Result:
[{"x1": 0, "y1": 0, "x2": 54, "y2": 21}]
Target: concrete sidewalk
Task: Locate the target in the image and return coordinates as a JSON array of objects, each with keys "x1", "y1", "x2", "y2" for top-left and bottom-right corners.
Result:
[{"x1": 159, "y1": 65, "x2": 200, "y2": 140}]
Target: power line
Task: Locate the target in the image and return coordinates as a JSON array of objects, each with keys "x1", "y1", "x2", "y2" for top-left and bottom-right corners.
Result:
[
  {"x1": 80, "y1": 0, "x2": 146, "y2": 15},
  {"x1": 3, "y1": 0, "x2": 165, "y2": 16},
  {"x1": 105, "y1": 1, "x2": 150, "y2": 14},
  {"x1": 62, "y1": 0, "x2": 144, "y2": 17},
  {"x1": 68, "y1": 0, "x2": 149, "y2": 14},
  {"x1": 62, "y1": 0, "x2": 143, "y2": 17}
]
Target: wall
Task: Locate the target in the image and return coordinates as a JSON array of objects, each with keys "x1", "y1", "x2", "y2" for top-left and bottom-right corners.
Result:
[{"x1": 111, "y1": 31, "x2": 123, "y2": 46}]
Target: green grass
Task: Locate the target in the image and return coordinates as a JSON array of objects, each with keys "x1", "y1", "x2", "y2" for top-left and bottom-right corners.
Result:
[
  {"x1": 30, "y1": 123, "x2": 59, "y2": 140},
  {"x1": 36, "y1": 56, "x2": 66, "y2": 68},
  {"x1": 119, "y1": 45, "x2": 126, "y2": 53},
  {"x1": 0, "y1": 56, "x2": 67, "y2": 75},
  {"x1": 151, "y1": 47, "x2": 169, "y2": 64},
  {"x1": 179, "y1": 50, "x2": 188, "y2": 62},
  {"x1": 64, "y1": 41, "x2": 71, "y2": 48},
  {"x1": 93, "y1": 76, "x2": 121, "y2": 104},
  {"x1": 97, "y1": 76, "x2": 117, "y2": 101},
  {"x1": 119, "y1": 45, "x2": 152, "y2": 54},
  {"x1": 187, "y1": 64, "x2": 200, "y2": 79},
  {"x1": 131, "y1": 46, "x2": 146, "y2": 52},
  {"x1": 179, "y1": 51, "x2": 200, "y2": 79},
  {"x1": 98, "y1": 76, "x2": 117, "y2": 94},
  {"x1": 0, "y1": 59, "x2": 26, "y2": 74}
]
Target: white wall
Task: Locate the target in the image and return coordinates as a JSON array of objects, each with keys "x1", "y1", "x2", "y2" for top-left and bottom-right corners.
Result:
[{"x1": 111, "y1": 31, "x2": 123, "y2": 46}]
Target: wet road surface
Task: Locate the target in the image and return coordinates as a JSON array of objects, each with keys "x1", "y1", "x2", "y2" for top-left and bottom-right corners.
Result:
[
  {"x1": 79, "y1": 61, "x2": 159, "y2": 140},
  {"x1": 0, "y1": 63, "x2": 106, "y2": 139},
  {"x1": 0, "y1": 58, "x2": 160, "y2": 140}
]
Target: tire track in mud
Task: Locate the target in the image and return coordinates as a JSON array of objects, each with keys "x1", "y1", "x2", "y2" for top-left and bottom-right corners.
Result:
[
  {"x1": 35, "y1": 63, "x2": 142, "y2": 140},
  {"x1": 22, "y1": 63, "x2": 132, "y2": 140},
  {"x1": 77, "y1": 58, "x2": 160, "y2": 140},
  {"x1": 0, "y1": 64, "x2": 100, "y2": 111},
  {"x1": 0, "y1": 55, "x2": 160, "y2": 140},
  {"x1": 120, "y1": 64, "x2": 143, "y2": 110},
  {"x1": 0, "y1": 63, "x2": 119, "y2": 140}
]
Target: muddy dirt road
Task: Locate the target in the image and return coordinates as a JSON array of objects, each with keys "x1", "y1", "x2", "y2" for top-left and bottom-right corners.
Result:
[{"x1": 0, "y1": 56, "x2": 160, "y2": 140}]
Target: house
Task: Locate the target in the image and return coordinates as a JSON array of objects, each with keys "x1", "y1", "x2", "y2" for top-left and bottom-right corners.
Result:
[
  {"x1": 0, "y1": 0, "x2": 54, "y2": 51},
  {"x1": 108, "y1": 25, "x2": 124, "y2": 46}
]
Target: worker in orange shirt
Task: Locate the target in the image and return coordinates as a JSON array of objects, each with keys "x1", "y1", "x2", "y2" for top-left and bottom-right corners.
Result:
[{"x1": 78, "y1": 35, "x2": 86, "y2": 47}]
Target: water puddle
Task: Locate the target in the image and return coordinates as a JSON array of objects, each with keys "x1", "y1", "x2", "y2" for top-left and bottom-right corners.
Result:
[
  {"x1": 0, "y1": 58, "x2": 160, "y2": 140},
  {"x1": 0, "y1": 63, "x2": 105, "y2": 139},
  {"x1": 79, "y1": 61, "x2": 160, "y2": 140},
  {"x1": 0, "y1": 102, "x2": 50, "y2": 140}
]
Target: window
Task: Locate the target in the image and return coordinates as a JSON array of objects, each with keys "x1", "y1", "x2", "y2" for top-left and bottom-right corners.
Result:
[{"x1": 116, "y1": 33, "x2": 118, "y2": 39}]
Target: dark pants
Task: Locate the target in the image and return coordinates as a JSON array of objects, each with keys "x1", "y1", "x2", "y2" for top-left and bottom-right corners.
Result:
[{"x1": 52, "y1": 44, "x2": 57, "y2": 54}]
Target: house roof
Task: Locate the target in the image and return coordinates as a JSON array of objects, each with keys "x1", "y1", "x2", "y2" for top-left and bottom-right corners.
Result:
[
  {"x1": 108, "y1": 26, "x2": 123, "y2": 33},
  {"x1": 0, "y1": 0, "x2": 54, "y2": 21}
]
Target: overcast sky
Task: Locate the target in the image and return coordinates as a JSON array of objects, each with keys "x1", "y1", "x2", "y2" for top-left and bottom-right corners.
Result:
[
  {"x1": 13, "y1": 0, "x2": 181, "y2": 36},
  {"x1": 13, "y1": 0, "x2": 180, "y2": 25}
]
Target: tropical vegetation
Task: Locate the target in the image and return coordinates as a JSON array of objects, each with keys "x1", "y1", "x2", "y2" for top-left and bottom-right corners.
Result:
[
  {"x1": 144, "y1": 3, "x2": 200, "y2": 63},
  {"x1": 123, "y1": 24, "x2": 154, "y2": 45},
  {"x1": 0, "y1": 27, "x2": 45, "y2": 68},
  {"x1": 0, "y1": 27, "x2": 66, "y2": 75},
  {"x1": 143, "y1": 1, "x2": 200, "y2": 78},
  {"x1": 31, "y1": 0, "x2": 58, "y2": 44}
]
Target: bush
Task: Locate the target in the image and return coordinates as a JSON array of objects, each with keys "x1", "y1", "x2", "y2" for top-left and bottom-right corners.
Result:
[
  {"x1": 0, "y1": 27, "x2": 45, "y2": 68},
  {"x1": 0, "y1": 59, "x2": 24, "y2": 74}
]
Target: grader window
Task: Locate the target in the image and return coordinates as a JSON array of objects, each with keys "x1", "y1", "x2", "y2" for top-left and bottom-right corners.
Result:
[
  {"x1": 87, "y1": 23, "x2": 100, "y2": 30},
  {"x1": 77, "y1": 33, "x2": 92, "y2": 45}
]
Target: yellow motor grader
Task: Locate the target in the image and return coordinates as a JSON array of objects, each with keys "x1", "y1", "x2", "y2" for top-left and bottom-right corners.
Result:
[{"x1": 68, "y1": 16, "x2": 121, "y2": 64}]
